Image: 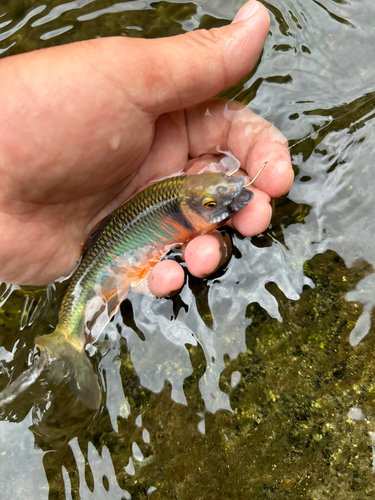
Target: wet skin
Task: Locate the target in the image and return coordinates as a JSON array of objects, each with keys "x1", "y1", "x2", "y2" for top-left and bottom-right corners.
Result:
[{"x1": 0, "y1": 0, "x2": 293, "y2": 295}]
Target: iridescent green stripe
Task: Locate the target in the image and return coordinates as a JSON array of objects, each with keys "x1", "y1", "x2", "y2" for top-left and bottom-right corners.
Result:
[{"x1": 58, "y1": 176, "x2": 191, "y2": 336}]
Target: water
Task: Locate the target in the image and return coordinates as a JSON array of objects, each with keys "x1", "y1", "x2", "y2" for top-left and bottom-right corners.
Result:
[{"x1": 1, "y1": 0, "x2": 375, "y2": 498}]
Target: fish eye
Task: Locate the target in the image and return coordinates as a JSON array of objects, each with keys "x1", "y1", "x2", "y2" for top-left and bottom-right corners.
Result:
[{"x1": 203, "y1": 198, "x2": 217, "y2": 208}]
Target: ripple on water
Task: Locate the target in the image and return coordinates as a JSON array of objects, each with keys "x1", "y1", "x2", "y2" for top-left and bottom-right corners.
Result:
[{"x1": 1, "y1": 0, "x2": 375, "y2": 498}]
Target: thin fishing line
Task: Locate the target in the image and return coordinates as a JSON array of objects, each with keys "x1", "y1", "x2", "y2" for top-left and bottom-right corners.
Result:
[
  {"x1": 288, "y1": 92, "x2": 375, "y2": 150},
  {"x1": 289, "y1": 116, "x2": 333, "y2": 149}
]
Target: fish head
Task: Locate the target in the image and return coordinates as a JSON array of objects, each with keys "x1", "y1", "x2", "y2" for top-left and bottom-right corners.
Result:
[{"x1": 181, "y1": 173, "x2": 254, "y2": 232}]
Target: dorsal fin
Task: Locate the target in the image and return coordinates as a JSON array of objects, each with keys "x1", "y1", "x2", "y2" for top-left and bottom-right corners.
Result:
[{"x1": 79, "y1": 213, "x2": 113, "y2": 259}]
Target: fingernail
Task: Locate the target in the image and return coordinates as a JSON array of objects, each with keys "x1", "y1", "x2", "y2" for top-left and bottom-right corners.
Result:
[{"x1": 232, "y1": 0, "x2": 261, "y2": 23}]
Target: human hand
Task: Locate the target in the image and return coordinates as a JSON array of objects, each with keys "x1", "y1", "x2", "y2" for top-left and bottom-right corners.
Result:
[{"x1": 0, "y1": 0, "x2": 293, "y2": 293}]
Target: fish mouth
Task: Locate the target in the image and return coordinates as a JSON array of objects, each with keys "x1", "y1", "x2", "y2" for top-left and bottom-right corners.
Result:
[
  {"x1": 225, "y1": 176, "x2": 254, "y2": 211},
  {"x1": 230, "y1": 188, "x2": 254, "y2": 211},
  {"x1": 221, "y1": 177, "x2": 253, "y2": 210},
  {"x1": 209, "y1": 178, "x2": 254, "y2": 225}
]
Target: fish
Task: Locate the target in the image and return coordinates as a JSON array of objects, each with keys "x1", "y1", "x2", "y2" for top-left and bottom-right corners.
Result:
[{"x1": 34, "y1": 173, "x2": 253, "y2": 409}]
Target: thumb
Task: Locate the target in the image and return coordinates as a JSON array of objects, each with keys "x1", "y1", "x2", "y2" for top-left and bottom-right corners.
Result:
[{"x1": 129, "y1": 0, "x2": 270, "y2": 114}]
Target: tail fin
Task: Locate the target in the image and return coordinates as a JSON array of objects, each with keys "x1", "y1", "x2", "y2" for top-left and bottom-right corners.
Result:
[{"x1": 35, "y1": 329, "x2": 102, "y2": 410}]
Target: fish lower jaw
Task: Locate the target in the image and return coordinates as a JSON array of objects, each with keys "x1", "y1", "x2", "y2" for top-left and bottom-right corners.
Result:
[{"x1": 210, "y1": 211, "x2": 231, "y2": 224}]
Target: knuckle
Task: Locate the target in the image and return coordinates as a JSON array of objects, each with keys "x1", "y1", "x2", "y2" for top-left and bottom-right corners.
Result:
[
  {"x1": 185, "y1": 28, "x2": 220, "y2": 50},
  {"x1": 182, "y1": 29, "x2": 230, "y2": 88}
]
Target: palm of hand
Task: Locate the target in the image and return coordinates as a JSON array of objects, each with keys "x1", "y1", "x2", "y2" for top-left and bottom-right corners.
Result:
[
  {"x1": 1, "y1": 102, "x2": 162, "y2": 285},
  {"x1": 0, "y1": 97, "x2": 292, "y2": 288}
]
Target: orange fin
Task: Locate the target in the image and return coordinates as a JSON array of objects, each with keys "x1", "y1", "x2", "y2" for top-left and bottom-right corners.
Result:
[
  {"x1": 109, "y1": 253, "x2": 131, "y2": 269},
  {"x1": 130, "y1": 269, "x2": 150, "y2": 288}
]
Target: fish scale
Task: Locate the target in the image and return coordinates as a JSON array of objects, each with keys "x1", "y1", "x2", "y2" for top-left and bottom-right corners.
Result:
[
  {"x1": 58, "y1": 177, "x2": 186, "y2": 332},
  {"x1": 34, "y1": 173, "x2": 253, "y2": 409}
]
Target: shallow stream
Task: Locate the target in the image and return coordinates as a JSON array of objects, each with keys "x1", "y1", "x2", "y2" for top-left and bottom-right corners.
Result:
[{"x1": 1, "y1": 0, "x2": 375, "y2": 498}]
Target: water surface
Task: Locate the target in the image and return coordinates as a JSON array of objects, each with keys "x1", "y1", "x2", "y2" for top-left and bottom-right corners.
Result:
[{"x1": 1, "y1": 0, "x2": 375, "y2": 498}]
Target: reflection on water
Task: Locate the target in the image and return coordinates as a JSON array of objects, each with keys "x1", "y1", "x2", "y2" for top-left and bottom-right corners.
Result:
[{"x1": 1, "y1": 0, "x2": 375, "y2": 498}]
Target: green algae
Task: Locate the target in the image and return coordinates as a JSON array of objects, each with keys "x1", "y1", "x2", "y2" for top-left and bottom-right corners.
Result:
[
  {"x1": 111, "y1": 251, "x2": 374, "y2": 500},
  {"x1": 1, "y1": 0, "x2": 375, "y2": 498}
]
